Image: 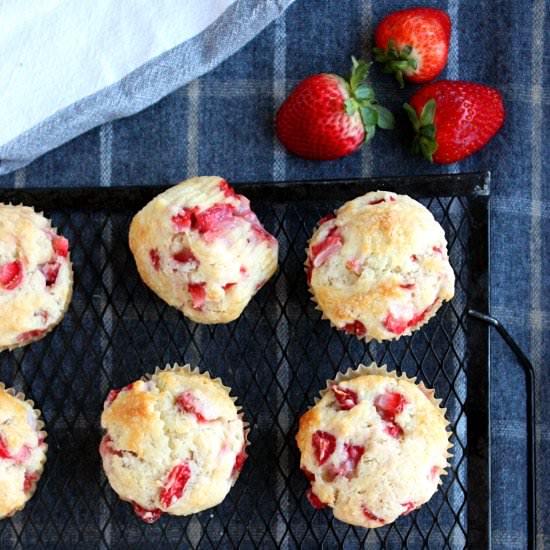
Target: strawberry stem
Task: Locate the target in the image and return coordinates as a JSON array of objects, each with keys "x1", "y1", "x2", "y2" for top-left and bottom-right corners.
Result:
[
  {"x1": 403, "y1": 99, "x2": 438, "y2": 162},
  {"x1": 373, "y1": 40, "x2": 417, "y2": 88},
  {"x1": 347, "y1": 57, "x2": 395, "y2": 142}
]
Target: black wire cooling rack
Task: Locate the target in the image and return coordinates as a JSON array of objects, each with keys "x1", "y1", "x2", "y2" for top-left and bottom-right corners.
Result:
[{"x1": 0, "y1": 173, "x2": 490, "y2": 549}]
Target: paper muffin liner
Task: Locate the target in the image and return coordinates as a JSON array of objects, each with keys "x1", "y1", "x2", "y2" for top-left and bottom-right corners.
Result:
[
  {"x1": 0, "y1": 203, "x2": 74, "y2": 353},
  {"x1": 0, "y1": 383, "x2": 48, "y2": 518},
  {"x1": 315, "y1": 362, "x2": 453, "y2": 481}
]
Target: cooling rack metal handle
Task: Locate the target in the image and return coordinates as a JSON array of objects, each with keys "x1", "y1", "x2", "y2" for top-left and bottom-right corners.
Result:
[{"x1": 468, "y1": 310, "x2": 538, "y2": 550}]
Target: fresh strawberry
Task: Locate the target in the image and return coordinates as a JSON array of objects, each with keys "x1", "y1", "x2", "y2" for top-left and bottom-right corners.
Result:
[
  {"x1": 276, "y1": 57, "x2": 394, "y2": 160},
  {"x1": 373, "y1": 7, "x2": 450, "y2": 87},
  {"x1": 404, "y1": 80, "x2": 505, "y2": 163}
]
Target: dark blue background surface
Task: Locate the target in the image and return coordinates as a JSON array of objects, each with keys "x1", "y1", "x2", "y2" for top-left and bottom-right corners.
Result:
[{"x1": 0, "y1": 1, "x2": 548, "y2": 548}]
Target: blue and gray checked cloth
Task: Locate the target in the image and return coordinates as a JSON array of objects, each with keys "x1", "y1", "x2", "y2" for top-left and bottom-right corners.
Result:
[{"x1": 0, "y1": 0, "x2": 548, "y2": 548}]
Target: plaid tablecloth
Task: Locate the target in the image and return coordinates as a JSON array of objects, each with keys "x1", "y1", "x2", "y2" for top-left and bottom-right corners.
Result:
[{"x1": 0, "y1": 0, "x2": 548, "y2": 548}]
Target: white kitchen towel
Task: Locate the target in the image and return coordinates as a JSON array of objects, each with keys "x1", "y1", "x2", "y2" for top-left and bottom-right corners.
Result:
[{"x1": 0, "y1": 0, "x2": 294, "y2": 175}]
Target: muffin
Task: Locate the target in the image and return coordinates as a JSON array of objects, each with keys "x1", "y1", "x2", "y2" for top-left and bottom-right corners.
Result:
[
  {"x1": 306, "y1": 191, "x2": 455, "y2": 341},
  {"x1": 100, "y1": 364, "x2": 248, "y2": 523},
  {"x1": 129, "y1": 176, "x2": 278, "y2": 324},
  {"x1": 296, "y1": 364, "x2": 451, "y2": 528},
  {"x1": 0, "y1": 384, "x2": 48, "y2": 518},
  {"x1": 0, "y1": 204, "x2": 73, "y2": 351}
]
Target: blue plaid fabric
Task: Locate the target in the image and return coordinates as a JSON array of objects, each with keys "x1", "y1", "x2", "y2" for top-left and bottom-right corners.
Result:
[{"x1": 0, "y1": 1, "x2": 548, "y2": 548}]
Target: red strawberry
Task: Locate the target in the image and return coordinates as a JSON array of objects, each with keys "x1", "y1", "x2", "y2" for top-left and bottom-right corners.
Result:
[
  {"x1": 306, "y1": 488, "x2": 327, "y2": 509},
  {"x1": 276, "y1": 58, "x2": 394, "y2": 160},
  {"x1": 404, "y1": 80, "x2": 505, "y2": 163},
  {"x1": 373, "y1": 8, "x2": 450, "y2": 87}
]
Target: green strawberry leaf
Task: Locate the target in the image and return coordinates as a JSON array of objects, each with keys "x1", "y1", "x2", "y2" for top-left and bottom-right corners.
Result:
[
  {"x1": 349, "y1": 57, "x2": 372, "y2": 92},
  {"x1": 354, "y1": 84, "x2": 375, "y2": 101},
  {"x1": 404, "y1": 100, "x2": 438, "y2": 162},
  {"x1": 372, "y1": 41, "x2": 416, "y2": 88},
  {"x1": 403, "y1": 103, "x2": 420, "y2": 130},
  {"x1": 344, "y1": 98, "x2": 357, "y2": 115},
  {"x1": 420, "y1": 99, "x2": 436, "y2": 126},
  {"x1": 373, "y1": 104, "x2": 395, "y2": 130},
  {"x1": 360, "y1": 106, "x2": 378, "y2": 127},
  {"x1": 365, "y1": 124, "x2": 376, "y2": 142},
  {"x1": 346, "y1": 56, "x2": 394, "y2": 143}
]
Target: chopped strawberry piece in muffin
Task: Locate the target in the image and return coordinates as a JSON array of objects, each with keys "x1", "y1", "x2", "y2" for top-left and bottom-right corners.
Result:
[
  {"x1": 219, "y1": 179, "x2": 236, "y2": 198},
  {"x1": 374, "y1": 391, "x2": 407, "y2": 421},
  {"x1": 326, "y1": 443, "x2": 365, "y2": 480},
  {"x1": 23, "y1": 472, "x2": 39, "y2": 493},
  {"x1": 401, "y1": 501, "x2": 416, "y2": 515},
  {"x1": 301, "y1": 467, "x2": 315, "y2": 482},
  {"x1": 0, "y1": 435, "x2": 11, "y2": 459},
  {"x1": 16, "y1": 329, "x2": 46, "y2": 343},
  {"x1": 374, "y1": 391, "x2": 407, "y2": 438},
  {"x1": 317, "y1": 213, "x2": 336, "y2": 226},
  {"x1": 99, "y1": 435, "x2": 125, "y2": 457},
  {"x1": 223, "y1": 282, "x2": 236, "y2": 292},
  {"x1": 384, "y1": 299, "x2": 438, "y2": 335},
  {"x1": 232, "y1": 447, "x2": 248, "y2": 478},
  {"x1": 429, "y1": 465, "x2": 441, "y2": 480},
  {"x1": 194, "y1": 204, "x2": 236, "y2": 237},
  {"x1": 310, "y1": 227, "x2": 343, "y2": 268},
  {"x1": 343, "y1": 320, "x2": 367, "y2": 337},
  {"x1": 0, "y1": 260, "x2": 23, "y2": 290},
  {"x1": 149, "y1": 249, "x2": 161, "y2": 271},
  {"x1": 306, "y1": 488, "x2": 327, "y2": 509},
  {"x1": 160, "y1": 462, "x2": 192, "y2": 508},
  {"x1": 172, "y1": 247, "x2": 199, "y2": 266},
  {"x1": 175, "y1": 391, "x2": 212, "y2": 422},
  {"x1": 171, "y1": 207, "x2": 199, "y2": 231},
  {"x1": 312, "y1": 431, "x2": 336, "y2": 465},
  {"x1": 132, "y1": 501, "x2": 162, "y2": 524},
  {"x1": 362, "y1": 505, "x2": 385, "y2": 524},
  {"x1": 40, "y1": 261, "x2": 60, "y2": 286},
  {"x1": 331, "y1": 385, "x2": 359, "y2": 410},
  {"x1": 188, "y1": 282, "x2": 206, "y2": 310},
  {"x1": 52, "y1": 236, "x2": 69, "y2": 257}
]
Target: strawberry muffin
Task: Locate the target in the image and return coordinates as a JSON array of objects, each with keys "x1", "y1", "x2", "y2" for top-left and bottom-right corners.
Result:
[
  {"x1": 100, "y1": 364, "x2": 248, "y2": 523},
  {"x1": 129, "y1": 176, "x2": 278, "y2": 324},
  {"x1": 0, "y1": 204, "x2": 72, "y2": 351},
  {"x1": 306, "y1": 191, "x2": 455, "y2": 341},
  {"x1": 0, "y1": 384, "x2": 48, "y2": 518},
  {"x1": 296, "y1": 364, "x2": 451, "y2": 528}
]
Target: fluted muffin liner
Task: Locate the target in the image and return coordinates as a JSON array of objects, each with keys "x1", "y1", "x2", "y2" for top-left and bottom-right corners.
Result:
[
  {"x1": 0, "y1": 203, "x2": 73, "y2": 353},
  {"x1": 316, "y1": 362, "x2": 453, "y2": 481},
  {"x1": 0, "y1": 383, "x2": 48, "y2": 518}
]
